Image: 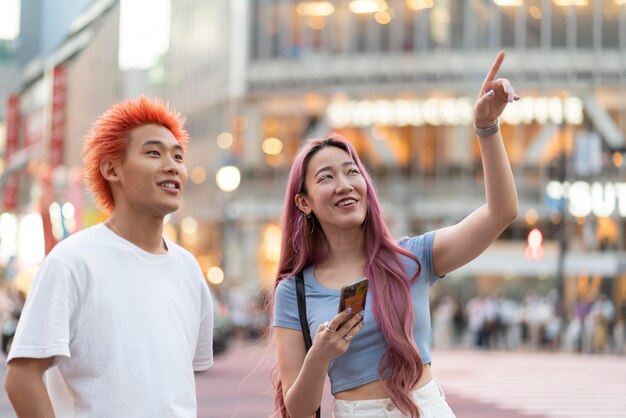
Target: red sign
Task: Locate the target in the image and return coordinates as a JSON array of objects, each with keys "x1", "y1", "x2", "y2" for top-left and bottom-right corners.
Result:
[
  {"x1": 525, "y1": 228, "x2": 544, "y2": 261},
  {"x1": 25, "y1": 110, "x2": 44, "y2": 149},
  {"x1": 50, "y1": 64, "x2": 67, "y2": 167},
  {"x1": 39, "y1": 166, "x2": 57, "y2": 255},
  {"x1": 3, "y1": 95, "x2": 20, "y2": 211}
]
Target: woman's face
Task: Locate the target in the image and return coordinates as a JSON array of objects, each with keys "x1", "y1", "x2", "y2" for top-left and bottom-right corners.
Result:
[{"x1": 297, "y1": 146, "x2": 368, "y2": 233}]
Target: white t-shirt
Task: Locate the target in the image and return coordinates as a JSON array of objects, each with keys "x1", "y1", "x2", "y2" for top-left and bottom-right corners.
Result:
[{"x1": 8, "y1": 224, "x2": 214, "y2": 418}]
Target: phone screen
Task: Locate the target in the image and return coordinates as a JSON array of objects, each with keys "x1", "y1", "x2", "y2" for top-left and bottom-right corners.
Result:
[{"x1": 338, "y1": 278, "x2": 368, "y2": 314}]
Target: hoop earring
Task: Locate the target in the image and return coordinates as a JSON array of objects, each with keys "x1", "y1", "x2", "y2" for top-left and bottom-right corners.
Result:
[{"x1": 307, "y1": 213, "x2": 315, "y2": 234}]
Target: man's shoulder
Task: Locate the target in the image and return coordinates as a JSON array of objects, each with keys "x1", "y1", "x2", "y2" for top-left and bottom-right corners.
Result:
[
  {"x1": 47, "y1": 224, "x2": 107, "y2": 260},
  {"x1": 166, "y1": 239, "x2": 198, "y2": 263}
]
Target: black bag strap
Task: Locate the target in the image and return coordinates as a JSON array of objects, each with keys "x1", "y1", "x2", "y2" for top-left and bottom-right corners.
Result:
[{"x1": 295, "y1": 271, "x2": 321, "y2": 418}]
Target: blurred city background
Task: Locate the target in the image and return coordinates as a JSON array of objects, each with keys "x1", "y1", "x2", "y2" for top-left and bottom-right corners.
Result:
[{"x1": 0, "y1": 0, "x2": 626, "y2": 417}]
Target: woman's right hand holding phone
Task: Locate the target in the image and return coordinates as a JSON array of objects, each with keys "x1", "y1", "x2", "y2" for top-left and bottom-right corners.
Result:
[{"x1": 309, "y1": 308, "x2": 365, "y2": 363}]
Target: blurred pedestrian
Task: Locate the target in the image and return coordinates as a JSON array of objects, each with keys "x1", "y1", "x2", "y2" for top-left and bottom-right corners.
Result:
[
  {"x1": 466, "y1": 295, "x2": 487, "y2": 348},
  {"x1": 271, "y1": 51, "x2": 518, "y2": 418},
  {"x1": 4, "y1": 97, "x2": 214, "y2": 418},
  {"x1": 563, "y1": 295, "x2": 592, "y2": 352},
  {"x1": 432, "y1": 296, "x2": 457, "y2": 350},
  {"x1": 590, "y1": 294, "x2": 615, "y2": 353},
  {"x1": 614, "y1": 303, "x2": 626, "y2": 355},
  {"x1": 227, "y1": 283, "x2": 252, "y2": 340}
]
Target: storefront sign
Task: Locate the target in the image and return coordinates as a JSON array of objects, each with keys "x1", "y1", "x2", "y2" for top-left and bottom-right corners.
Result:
[
  {"x1": 546, "y1": 180, "x2": 626, "y2": 218},
  {"x1": 327, "y1": 96, "x2": 583, "y2": 128},
  {"x1": 50, "y1": 64, "x2": 67, "y2": 167},
  {"x1": 3, "y1": 95, "x2": 20, "y2": 211}
]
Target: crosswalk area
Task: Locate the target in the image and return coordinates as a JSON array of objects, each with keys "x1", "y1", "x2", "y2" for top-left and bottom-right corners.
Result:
[
  {"x1": 432, "y1": 349, "x2": 626, "y2": 418},
  {"x1": 2, "y1": 344, "x2": 624, "y2": 417}
]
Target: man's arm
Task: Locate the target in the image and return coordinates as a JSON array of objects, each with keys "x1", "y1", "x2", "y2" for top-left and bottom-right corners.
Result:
[
  {"x1": 193, "y1": 280, "x2": 214, "y2": 371},
  {"x1": 4, "y1": 357, "x2": 56, "y2": 418}
]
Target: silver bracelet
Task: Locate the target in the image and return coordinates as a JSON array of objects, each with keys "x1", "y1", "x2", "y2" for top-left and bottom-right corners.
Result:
[{"x1": 474, "y1": 119, "x2": 499, "y2": 137}]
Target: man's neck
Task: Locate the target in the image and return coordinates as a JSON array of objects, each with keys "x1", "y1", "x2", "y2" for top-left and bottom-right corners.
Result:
[{"x1": 105, "y1": 212, "x2": 167, "y2": 255}]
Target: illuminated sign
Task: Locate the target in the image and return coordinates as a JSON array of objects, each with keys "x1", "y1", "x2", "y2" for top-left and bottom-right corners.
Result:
[
  {"x1": 327, "y1": 97, "x2": 584, "y2": 128},
  {"x1": 546, "y1": 180, "x2": 626, "y2": 218},
  {"x1": 526, "y1": 228, "x2": 544, "y2": 261}
]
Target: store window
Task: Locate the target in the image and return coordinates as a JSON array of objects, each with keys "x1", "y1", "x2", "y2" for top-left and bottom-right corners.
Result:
[
  {"x1": 411, "y1": 5, "x2": 430, "y2": 51},
  {"x1": 576, "y1": 4, "x2": 593, "y2": 49},
  {"x1": 474, "y1": 0, "x2": 493, "y2": 50},
  {"x1": 330, "y1": 5, "x2": 351, "y2": 54},
  {"x1": 429, "y1": 0, "x2": 452, "y2": 49},
  {"x1": 250, "y1": 0, "x2": 279, "y2": 60},
  {"x1": 500, "y1": 4, "x2": 516, "y2": 49},
  {"x1": 551, "y1": 4, "x2": 568, "y2": 48},
  {"x1": 526, "y1": 0, "x2": 542, "y2": 49},
  {"x1": 449, "y1": 0, "x2": 464, "y2": 50},
  {"x1": 602, "y1": 1, "x2": 621, "y2": 48}
]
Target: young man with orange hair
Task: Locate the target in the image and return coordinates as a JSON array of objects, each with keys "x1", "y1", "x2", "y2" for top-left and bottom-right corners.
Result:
[{"x1": 4, "y1": 96, "x2": 214, "y2": 418}]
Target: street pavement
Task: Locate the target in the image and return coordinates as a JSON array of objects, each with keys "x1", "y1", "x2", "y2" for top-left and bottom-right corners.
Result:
[
  {"x1": 0, "y1": 360, "x2": 14, "y2": 418},
  {"x1": 196, "y1": 340, "x2": 626, "y2": 418},
  {"x1": 1, "y1": 342, "x2": 625, "y2": 417}
]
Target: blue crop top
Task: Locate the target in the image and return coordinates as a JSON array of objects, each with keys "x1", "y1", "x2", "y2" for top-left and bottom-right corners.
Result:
[{"x1": 273, "y1": 231, "x2": 443, "y2": 395}]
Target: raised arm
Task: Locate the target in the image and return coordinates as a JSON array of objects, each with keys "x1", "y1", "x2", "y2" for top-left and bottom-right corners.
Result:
[
  {"x1": 433, "y1": 51, "x2": 519, "y2": 276},
  {"x1": 5, "y1": 357, "x2": 56, "y2": 418}
]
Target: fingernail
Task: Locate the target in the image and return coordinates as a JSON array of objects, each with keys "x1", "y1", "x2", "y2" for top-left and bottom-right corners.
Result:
[
  {"x1": 508, "y1": 96, "x2": 514, "y2": 103},
  {"x1": 346, "y1": 307, "x2": 352, "y2": 313},
  {"x1": 359, "y1": 310, "x2": 365, "y2": 316},
  {"x1": 504, "y1": 86, "x2": 512, "y2": 94},
  {"x1": 487, "y1": 90, "x2": 494, "y2": 97}
]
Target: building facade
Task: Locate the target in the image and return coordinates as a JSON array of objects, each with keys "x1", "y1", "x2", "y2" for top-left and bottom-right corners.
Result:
[
  {"x1": 2, "y1": 0, "x2": 626, "y2": 311},
  {"x1": 165, "y1": 0, "x2": 626, "y2": 310}
]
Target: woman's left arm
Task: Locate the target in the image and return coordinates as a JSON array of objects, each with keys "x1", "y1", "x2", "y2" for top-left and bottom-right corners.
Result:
[{"x1": 433, "y1": 51, "x2": 519, "y2": 276}]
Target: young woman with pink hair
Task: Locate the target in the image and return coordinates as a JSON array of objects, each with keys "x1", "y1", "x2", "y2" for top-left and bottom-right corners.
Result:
[{"x1": 272, "y1": 51, "x2": 519, "y2": 418}]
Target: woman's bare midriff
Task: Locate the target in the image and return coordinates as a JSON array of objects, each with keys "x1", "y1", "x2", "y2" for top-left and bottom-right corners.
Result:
[{"x1": 333, "y1": 364, "x2": 433, "y2": 401}]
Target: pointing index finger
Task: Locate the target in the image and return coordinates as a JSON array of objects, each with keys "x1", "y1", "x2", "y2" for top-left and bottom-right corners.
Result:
[{"x1": 484, "y1": 50, "x2": 506, "y2": 83}]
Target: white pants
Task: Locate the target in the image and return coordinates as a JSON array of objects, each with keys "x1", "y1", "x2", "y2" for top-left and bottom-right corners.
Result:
[{"x1": 332, "y1": 379, "x2": 456, "y2": 418}]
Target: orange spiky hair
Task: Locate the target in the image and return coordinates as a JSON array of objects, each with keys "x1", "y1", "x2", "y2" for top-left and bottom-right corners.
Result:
[{"x1": 82, "y1": 96, "x2": 188, "y2": 214}]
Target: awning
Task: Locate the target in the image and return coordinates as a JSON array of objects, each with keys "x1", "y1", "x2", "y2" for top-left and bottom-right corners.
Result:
[{"x1": 453, "y1": 241, "x2": 621, "y2": 277}]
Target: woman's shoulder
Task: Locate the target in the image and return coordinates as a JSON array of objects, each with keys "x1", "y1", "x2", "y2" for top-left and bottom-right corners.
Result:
[
  {"x1": 275, "y1": 276, "x2": 297, "y2": 297},
  {"x1": 397, "y1": 230, "x2": 436, "y2": 254}
]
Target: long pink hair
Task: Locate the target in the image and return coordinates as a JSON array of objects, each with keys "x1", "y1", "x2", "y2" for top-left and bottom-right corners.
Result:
[{"x1": 271, "y1": 134, "x2": 424, "y2": 417}]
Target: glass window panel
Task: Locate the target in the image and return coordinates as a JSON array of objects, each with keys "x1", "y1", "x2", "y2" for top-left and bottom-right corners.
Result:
[
  {"x1": 602, "y1": 1, "x2": 620, "y2": 48},
  {"x1": 356, "y1": 14, "x2": 368, "y2": 52},
  {"x1": 403, "y1": 8, "x2": 416, "y2": 51},
  {"x1": 287, "y1": 1, "x2": 303, "y2": 59},
  {"x1": 526, "y1": 0, "x2": 542, "y2": 49},
  {"x1": 277, "y1": 0, "x2": 293, "y2": 58},
  {"x1": 250, "y1": 1, "x2": 261, "y2": 60},
  {"x1": 500, "y1": 5, "x2": 516, "y2": 48},
  {"x1": 376, "y1": 15, "x2": 392, "y2": 52},
  {"x1": 576, "y1": 4, "x2": 593, "y2": 48},
  {"x1": 449, "y1": 1, "x2": 464, "y2": 50},
  {"x1": 474, "y1": 0, "x2": 493, "y2": 49},
  {"x1": 551, "y1": 4, "x2": 568, "y2": 48},
  {"x1": 429, "y1": 0, "x2": 452, "y2": 49},
  {"x1": 331, "y1": 4, "x2": 350, "y2": 54}
]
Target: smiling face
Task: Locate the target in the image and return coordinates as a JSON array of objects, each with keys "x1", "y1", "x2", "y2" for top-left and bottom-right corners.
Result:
[
  {"x1": 108, "y1": 124, "x2": 188, "y2": 218},
  {"x1": 296, "y1": 145, "x2": 368, "y2": 233}
]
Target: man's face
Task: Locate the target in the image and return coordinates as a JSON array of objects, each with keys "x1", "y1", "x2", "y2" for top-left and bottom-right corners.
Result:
[{"x1": 113, "y1": 124, "x2": 187, "y2": 217}]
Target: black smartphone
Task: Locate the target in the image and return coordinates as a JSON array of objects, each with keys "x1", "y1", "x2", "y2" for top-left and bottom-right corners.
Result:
[{"x1": 338, "y1": 278, "x2": 369, "y2": 314}]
